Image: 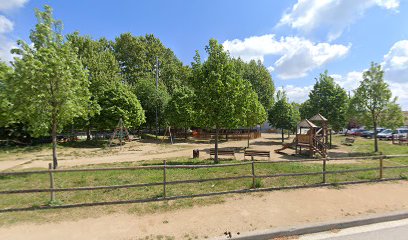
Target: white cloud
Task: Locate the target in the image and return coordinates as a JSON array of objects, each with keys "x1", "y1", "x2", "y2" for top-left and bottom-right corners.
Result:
[
  {"x1": 277, "y1": 85, "x2": 313, "y2": 103},
  {"x1": 223, "y1": 34, "x2": 350, "y2": 79},
  {"x1": 0, "y1": 0, "x2": 28, "y2": 12},
  {"x1": 332, "y1": 40, "x2": 408, "y2": 109},
  {"x1": 382, "y1": 40, "x2": 408, "y2": 83},
  {"x1": 331, "y1": 71, "x2": 363, "y2": 92},
  {"x1": 278, "y1": 0, "x2": 399, "y2": 41},
  {"x1": 0, "y1": 0, "x2": 29, "y2": 63},
  {"x1": 0, "y1": 15, "x2": 13, "y2": 33}
]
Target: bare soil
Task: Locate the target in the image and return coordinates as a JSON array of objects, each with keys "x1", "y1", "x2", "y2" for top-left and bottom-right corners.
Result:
[{"x1": 1, "y1": 182, "x2": 407, "y2": 239}]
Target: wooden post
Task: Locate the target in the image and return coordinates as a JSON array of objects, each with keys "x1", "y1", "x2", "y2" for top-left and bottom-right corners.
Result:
[
  {"x1": 48, "y1": 163, "x2": 55, "y2": 202},
  {"x1": 322, "y1": 158, "x2": 327, "y2": 184},
  {"x1": 251, "y1": 160, "x2": 255, "y2": 188},
  {"x1": 163, "y1": 160, "x2": 167, "y2": 198},
  {"x1": 379, "y1": 156, "x2": 384, "y2": 179}
]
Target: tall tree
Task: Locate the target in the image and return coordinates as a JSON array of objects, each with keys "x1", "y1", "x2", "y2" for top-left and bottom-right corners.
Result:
[
  {"x1": 9, "y1": 6, "x2": 90, "y2": 168},
  {"x1": 300, "y1": 71, "x2": 348, "y2": 131},
  {"x1": 243, "y1": 60, "x2": 275, "y2": 110},
  {"x1": 165, "y1": 85, "x2": 195, "y2": 138},
  {"x1": 352, "y1": 62, "x2": 392, "y2": 152},
  {"x1": 133, "y1": 78, "x2": 170, "y2": 131},
  {"x1": 191, "y1": 39, "x2": 257, "y2": 163},
  {"x1": 113, "y1": 33, "x2": 188, "y2": 95},
  {"x1": 268, "y1": 90, "x2": 295, "y2": 143}
]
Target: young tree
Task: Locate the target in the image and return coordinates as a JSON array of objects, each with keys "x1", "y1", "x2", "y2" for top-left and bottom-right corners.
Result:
[
  {"x1": 9, "y1": 6, "x2": 90, "y2": 168},
  {"x1": 191, "y1": 39, "x2": 255, "y2": 163},
  {"x1": 300, "y1": 71, "x2": 348, "y2": 131},
  {"x1": 353, "y1": 62, "x2": 392, "y2": 152},
  {"x1": 241, "y1": 83, "x2": 267, "y2": 147},
  {"x1": 268, "y1": 90, "x2": 295, "y2": 143},
  {"x1": 165, "y1": 85, "x2": 195, "y2": 138},
  {"x1": 379, "y1": 101, "x2": 405, "y2": 130}
]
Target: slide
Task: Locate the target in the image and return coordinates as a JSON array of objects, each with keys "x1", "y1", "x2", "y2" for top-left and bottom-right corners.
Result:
[{"x1": 274, "y1": 137, "x2": 297, "y2": 153}]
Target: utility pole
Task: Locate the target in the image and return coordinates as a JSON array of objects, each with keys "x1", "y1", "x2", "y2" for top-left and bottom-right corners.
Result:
[{"x1": 155, "y1": 56, "x2": 159, "y2": 139}]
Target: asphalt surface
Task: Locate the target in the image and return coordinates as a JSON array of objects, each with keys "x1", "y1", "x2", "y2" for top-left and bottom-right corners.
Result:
[{"x1": 299, "y1": 218, "x2": 408, "y2": 240}]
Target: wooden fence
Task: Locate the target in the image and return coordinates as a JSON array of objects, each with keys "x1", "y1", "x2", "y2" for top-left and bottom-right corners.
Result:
[{"x1": 0, "y1": 154, "x2": 408, "y2": 212}]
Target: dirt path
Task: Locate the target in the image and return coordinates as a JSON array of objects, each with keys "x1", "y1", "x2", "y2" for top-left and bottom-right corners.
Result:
[
  {"x1": 4, "y1": 133, "x2": 303, "y2": 170},
  {"x1": 1, "y1": 182, "x2": 408, "y2": 239}
]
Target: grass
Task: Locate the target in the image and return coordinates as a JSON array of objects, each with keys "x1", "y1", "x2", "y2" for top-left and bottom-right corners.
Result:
[
  {"x1": 0, "y1": 154, "x2": 407, "y2": 226},
  {"x1": 0, "y1": 134, "x2": 407, "y2": 226}
]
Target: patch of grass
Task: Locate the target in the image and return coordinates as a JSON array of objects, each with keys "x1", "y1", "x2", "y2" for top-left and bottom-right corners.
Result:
[{"x1": 0, "y1": 147, "x2": 407, "y2": 226}]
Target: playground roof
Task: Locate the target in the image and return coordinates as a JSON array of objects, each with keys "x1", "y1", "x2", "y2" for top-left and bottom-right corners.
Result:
[
  {"x1": 309, "y1": 113, "x2": 328, "y2": 122},
  {"x1": 298, "y1": 119, "x2": 318, "y2": 128}
]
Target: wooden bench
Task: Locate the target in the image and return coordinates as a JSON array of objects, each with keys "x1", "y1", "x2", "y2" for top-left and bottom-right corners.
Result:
[
  {"x1": 244, "y1": 150, "x2": 270, "y2": 160},
  {"x1": 342, "y1": 137, "x2": 355, "y2": 146},
  {"x1": 209, "y1": 149, "x2": 236, "y2": 159}
]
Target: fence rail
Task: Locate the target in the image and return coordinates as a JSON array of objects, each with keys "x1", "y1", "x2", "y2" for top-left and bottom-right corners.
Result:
[{"x1": 0, "y1": 154, "x2": 408, "y2": 212}]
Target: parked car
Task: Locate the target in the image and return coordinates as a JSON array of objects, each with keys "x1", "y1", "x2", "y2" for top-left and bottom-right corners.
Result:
[
  {"x1": 346, "y1": 129, "x2": 366, "y2": 136},
  {"x1": 361, "y1": 130, "x2": 374, "y2": 138},
  {"x1": 377, "y1": 129, "x2": 394, "y2": 140},
  {"x1": 394, "y1": 128, "x2": 408, "y2": 138}
]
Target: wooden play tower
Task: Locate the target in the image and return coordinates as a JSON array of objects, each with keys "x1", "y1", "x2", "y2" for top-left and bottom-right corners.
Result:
[{"x1": 275, "y1": 114, "x2": 330, "y2": 158}]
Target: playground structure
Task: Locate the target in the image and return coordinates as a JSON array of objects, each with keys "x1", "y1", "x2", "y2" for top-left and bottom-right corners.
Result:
[
  {"x1": 109, "y1": 118, "x2": 133, "y2": 148},
  {"x1": 275, "y1": 114, "x2": 331, "y2": 158}
]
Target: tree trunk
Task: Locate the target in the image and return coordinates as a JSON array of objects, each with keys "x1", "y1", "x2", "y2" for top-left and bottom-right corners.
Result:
[
  {"x1": 86, "y1": 124, "x2": 91, "y2": 141},
  {"x1": 247, "y1": 127, "x2": 250, "y2": 148},
  {"x1": 215, "y1": 127, "x2": 219, "y2": 164},
  {"x1": 287, "y1": 129, "x2": 290, "y2": 138},
  {"x1": 281, "y1": 128, "x2": 284, "y2": 143},
  {"x1": 51, "y1": 120, "x2": 58, "y2": 169},
  {"x1": 185, "y1": 128, "x2": 188, "y2": 140},
  {"x1": 373, "y1": 119, "x2": 379, "y2": 152}
]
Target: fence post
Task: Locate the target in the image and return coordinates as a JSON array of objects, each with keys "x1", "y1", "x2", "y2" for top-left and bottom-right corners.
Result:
[
  {"x1": 379, "y1": 156, "x2": 384, "y2": 179},
  {"x1": 251, "y1": 160, "x2": 256, "y2": 188},
  {"x1": 48, "y1": 163, "x2": 55, "y2": 202},
  {"x1": 163, "y1": 160, "x2": 167, "y2": 198},
  {"x1": 322, "y1": 158, "x2": 327, "y2": 184}
]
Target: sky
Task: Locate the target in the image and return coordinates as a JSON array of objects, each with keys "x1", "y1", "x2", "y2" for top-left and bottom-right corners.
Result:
[{"x1": 1, "y1": 0, "x2": 407, "y2": 109}]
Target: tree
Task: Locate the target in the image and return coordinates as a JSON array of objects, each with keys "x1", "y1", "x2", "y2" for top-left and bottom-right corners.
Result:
[
  {"x1": 9, "y1": 6, "x2": 90, "y2": 168},
  {"x1": 241, "y1": 82, "x2": 267, "y2": 147},
  {"x1": 113, "y1": 33, "x2": 189, "y2": 95},
  {"x1": 379, "y1": 101, "x2": 405, "y2": 130},
  {"x1": 352, "y1": 62, "x2": 392, "y2": 152},
  {"x1": 0, "y1": 61, "x2": 13, "y2": 127},
  {"x1": 133, "y1": 78, "x2": 170, "y2": 131},
  {"x1": 92, "y1": 82, "x2": 145, "y2": 130},
  {"x1": 67, "y1": 33, "x2": 123, "y2": 139},
  {"x1": 165, "y1": 85, "x2": 195, "y2": 138},
  {"x1": 191, "y1": 39, "x2": 255, "y2": 163},
  {"x1": 300, "y1": 71, "x2": 348, "y2": 131},
  {"x1": 268, "y1": 90, "x2": 295, "y2": 143},
  {"x1": 290, "y1": 102, "x2": 301, "y2": 134}
]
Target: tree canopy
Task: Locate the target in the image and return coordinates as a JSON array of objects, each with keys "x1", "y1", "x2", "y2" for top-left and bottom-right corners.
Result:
[
  {"x1": 300, "y1": 71, "x2": 348, "y2": 131},
  {"x1": 268, "y1": 90, "x2": 296, "y2": 142}
]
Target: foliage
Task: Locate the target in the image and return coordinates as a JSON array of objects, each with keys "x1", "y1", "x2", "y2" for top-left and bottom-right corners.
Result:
[
  {"x1": 379, "y1": 100, "x2": 405, "y2": 129},
  {"x1": 233, "y1": 58, "x2": 275, "y2": 110},
  {"x1": 113, "y1": 33, "x2": 189, "y2": 95},
  {"x1": 299, "y1": 71, "x2": 348, "y2": 131},
  {"x1": 8, "y1": 5, "x2": 90, "y2": 167},
  {"x1": 133, "y1": 78, "x2": 170, "y2": 129},
  {"x1": 352, "y1": 62, "x2": 393, "y2": 152},
  {"x1": 165, "y1": 85, "x2": 195, "y2": 130},
  {"x1": 291, "y1": 102, "x2": 301, "y2": 131},
  {"x1": 0, "y1": 61, "x2": 13, "y2": 127},
  {"x1": 93, "y1": 82, "x2": 145, "y2": 130},
  {"x1": 268, "y1": 90, "x2": 295, "y2": 141}
]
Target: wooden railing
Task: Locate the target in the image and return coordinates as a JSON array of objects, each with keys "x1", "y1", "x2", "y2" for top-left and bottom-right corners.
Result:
[{"x1": 0, "y1": 155, "x2": 407, "y2": 212}]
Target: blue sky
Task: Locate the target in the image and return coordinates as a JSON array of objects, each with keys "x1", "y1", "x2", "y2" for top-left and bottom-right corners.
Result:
[{"x1": 1, "y1": 0, "x2": 407, "y2": 109}]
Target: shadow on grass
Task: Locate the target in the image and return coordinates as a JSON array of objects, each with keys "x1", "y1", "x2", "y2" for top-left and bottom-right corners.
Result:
[{"x1": 59, "y1": 140, "x2": 109, "y2": 149}]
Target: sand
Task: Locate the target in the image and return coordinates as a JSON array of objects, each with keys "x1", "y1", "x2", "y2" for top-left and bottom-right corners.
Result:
[{"x1": 1, "y1": 182, "x2": 408, "y2": 239}]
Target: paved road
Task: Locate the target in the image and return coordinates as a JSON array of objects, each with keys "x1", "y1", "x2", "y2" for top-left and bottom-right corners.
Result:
[{"x1": 299, "y1": 219, "x2": 408, "y2": 240}]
